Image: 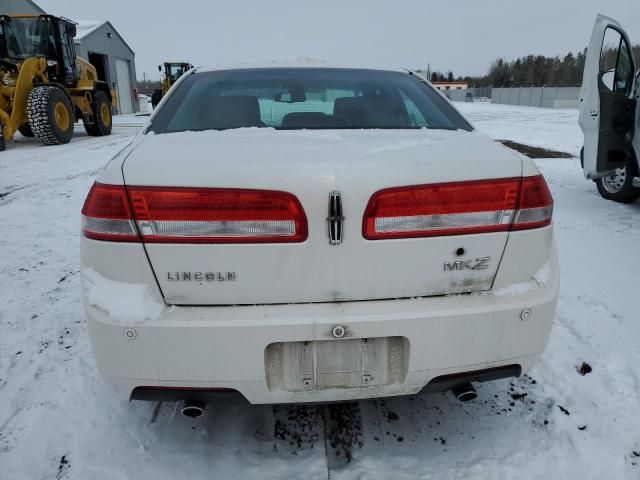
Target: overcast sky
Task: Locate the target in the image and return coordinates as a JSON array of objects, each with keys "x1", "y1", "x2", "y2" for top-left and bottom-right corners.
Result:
[{"x1": 37, "y1": 0, "x2": 640, "y2": 80}]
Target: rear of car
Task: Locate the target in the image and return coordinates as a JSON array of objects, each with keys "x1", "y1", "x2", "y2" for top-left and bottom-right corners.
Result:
[{"x1": 81, "y1": 66, "x2": 558, "y2": 404}]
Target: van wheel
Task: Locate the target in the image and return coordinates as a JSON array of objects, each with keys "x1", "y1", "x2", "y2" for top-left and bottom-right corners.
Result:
[
  {"x1": 27, "y1": 86, "x2": 74, "y2": 145},
  {"x1": 84, "y1": 91, "x2": 112, "y2": 136},
  {"x1": 595, "y1": 156, "x2": 640, "y2": 203}
]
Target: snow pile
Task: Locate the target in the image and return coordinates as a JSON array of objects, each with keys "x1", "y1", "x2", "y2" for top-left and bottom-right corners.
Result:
[
  {"x1": 81, "y1": 268, "x2": 163, "y2": 324},
  {"x1": 491, "y1": 281, "x2": 536, "y2": 297},
  {"x1": 532, "y1": 260, "x2": 554, "y2": 286},
  {"x1": 268, "y1": 56, "x2": 328, "y2": 65},
  {"x1": 141, "y1": 126, "x2": 461, "y2": 154},
  {"x1": 369, "y1": 137, "x2": 440, "y2": 154},
  {"x1": 74, "y1": 21, "x2": 107, "y2": 40},
  {"x1": 492, "y1": 257, "x2": 556, "y2": 297}
]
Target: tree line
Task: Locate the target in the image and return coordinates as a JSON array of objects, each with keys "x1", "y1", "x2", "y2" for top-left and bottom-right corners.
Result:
[{"x1": 428, "y1": 45, "x2": 640, "y2": 88}]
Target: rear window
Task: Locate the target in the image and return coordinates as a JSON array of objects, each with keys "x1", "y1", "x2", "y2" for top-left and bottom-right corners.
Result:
[{"x1": 149, "y1": 68, "x2": 473, "y2": 133}]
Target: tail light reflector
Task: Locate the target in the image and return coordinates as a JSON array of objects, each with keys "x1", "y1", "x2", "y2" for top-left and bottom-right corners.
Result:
[
  {"x1": 363, "y1": 175, "x2": 552, "y2": 239},
  {"x1": 127, "y1": 186, "x2": 307, "y2": 243},
  {"x1": 82, "y1": 183, "x2": 140, "y2": 242},
  {"x1": 511, "y1": 175, "x2": 554, "y2": 230}
]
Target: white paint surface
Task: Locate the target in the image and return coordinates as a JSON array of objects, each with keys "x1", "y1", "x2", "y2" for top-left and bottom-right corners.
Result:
[{"x1": 1, "y1": 107, "x2": 640, "y2": 479}]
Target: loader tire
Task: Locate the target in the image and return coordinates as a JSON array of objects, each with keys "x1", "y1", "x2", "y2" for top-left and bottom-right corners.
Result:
[
  {"x1": 83, "y1": 91, "x2": 112, "y2": 137},
  {"x1": 27, "y1": 86, "x2": 74, "y2": 145},
  {"x1": 18, "y1": 124, "x2": 34, "y2": 137},
  {"x1": 0, "y1": 124, "x2": 5, "y2": 152}
]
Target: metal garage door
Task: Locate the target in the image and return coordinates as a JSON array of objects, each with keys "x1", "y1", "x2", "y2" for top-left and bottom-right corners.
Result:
[{"x1": 115, "y1": 58, "x2": 133, "y2": 114}]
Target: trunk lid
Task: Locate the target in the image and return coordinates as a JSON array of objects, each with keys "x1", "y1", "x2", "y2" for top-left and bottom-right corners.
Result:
[{"x1": 122, "y1": 128, "x2": 522, "y2": 305}]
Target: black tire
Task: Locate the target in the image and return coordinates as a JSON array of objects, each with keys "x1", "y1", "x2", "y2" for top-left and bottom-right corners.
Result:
[
  {"x1": 151, "y1": 89, "x2": 162, "y2": 109},
  {"x1": 0, "y1": 124, "x2": 5, "y2": 152},
  {"x1": 27, "y1": 86, "x2": 74, "y2": 145},
  {"x1": 83, "y1": 91, "x2": 113, "y2": 136},
  {"x1": 18, "y1": 123, "x2": 34, "y2": 137},
  {"x1": 595, "y1": 155, "x2": 640, "y2": 203}
]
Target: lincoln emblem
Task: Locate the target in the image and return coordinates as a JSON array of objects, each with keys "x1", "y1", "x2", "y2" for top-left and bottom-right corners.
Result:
[{"x1": 327, "y1": 191, "x2": 344, "y2": 245}]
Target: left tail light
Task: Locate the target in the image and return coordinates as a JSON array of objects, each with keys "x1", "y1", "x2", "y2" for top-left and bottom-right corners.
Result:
[
  {"x1": 82, "y1": 183, "x2": 308, "y2": 244},
  {"x1": 82, "y1": 183, "x2": 140, "y2": 242},
  {"x1": 127, "y1": 186, "x2": 307, "y2": 243}
]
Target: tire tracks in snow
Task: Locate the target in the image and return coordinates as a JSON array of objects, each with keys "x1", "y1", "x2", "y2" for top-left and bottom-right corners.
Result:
[
  {"x1": 271, "y1": 402, "x2": 363, "y2": 478},
  {"x1": 0, "y1": 167, "x2": 102, "y2": 207},
  {"x1": 0, "y1": 184, "x2": 30, "y2": 202}
]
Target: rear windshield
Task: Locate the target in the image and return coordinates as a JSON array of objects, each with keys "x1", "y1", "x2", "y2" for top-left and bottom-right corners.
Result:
[{"x1": 149, "y1": 68, "x2": 473, "y2": 133}]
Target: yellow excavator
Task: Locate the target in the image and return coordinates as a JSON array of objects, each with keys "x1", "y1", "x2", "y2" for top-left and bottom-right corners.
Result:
[
  {"x1": 0, "y1": 14, "x2": 113, "y2": 151},
  {"x1": 151, "y1": 62, "x2": 192, "y2": 108}
]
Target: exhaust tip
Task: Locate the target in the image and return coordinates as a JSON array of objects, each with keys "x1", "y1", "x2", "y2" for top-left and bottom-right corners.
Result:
[
  {"x1": 181, "y1": 399, "x2": 206, "y2": 418},
  {"x1": 451, "y1": 383, "x2": 477, "y2": 402}
]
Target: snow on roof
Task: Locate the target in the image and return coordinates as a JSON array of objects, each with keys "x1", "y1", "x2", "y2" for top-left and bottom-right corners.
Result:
[
  {"x1": 74, "y1": 20, "x2": 107, "y2": 40},
  {"x1": 197, "y1": 59, "x2": 406, "y2": 74},
  {"x1": 73, "y1": 20, "x2": 135, "y2": 55}
]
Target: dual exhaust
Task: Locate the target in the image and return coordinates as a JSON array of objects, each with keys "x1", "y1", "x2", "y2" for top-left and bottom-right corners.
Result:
[
  {"x1": 178, "y1": 383, "x2": 477, "y2": 419},
  {"x1": 181, "y1": 399, "x2": 206, "y2": 418},
  {"x1": 451, "y1": 382, "x2": 478, "y2": 402}
]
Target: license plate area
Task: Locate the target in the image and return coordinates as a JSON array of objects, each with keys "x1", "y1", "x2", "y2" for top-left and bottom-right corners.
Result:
[{"x1": 265, "y1": 337, "x2": 408, "y2": 392}]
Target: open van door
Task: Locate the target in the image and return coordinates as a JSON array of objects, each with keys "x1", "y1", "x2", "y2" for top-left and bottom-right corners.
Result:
[{"x1": 579, "y1": 15, "x2": 637, "y2": 186}]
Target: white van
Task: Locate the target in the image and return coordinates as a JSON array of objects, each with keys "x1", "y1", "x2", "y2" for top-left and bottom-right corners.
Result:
[{"x1": 579, "y1": 15, "x2": 640, "y2": 203}]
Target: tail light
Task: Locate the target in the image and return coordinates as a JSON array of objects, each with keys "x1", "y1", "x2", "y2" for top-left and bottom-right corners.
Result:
[
  {"x1": 82, "y1": 183, "x2": 307, "y2": 243},
  {"x1": 363, "y1": 175, "x2": 552, "y2": 240},
  {"x1": 511, "y1": 175, "x2": 554, "y2": 230},
  {"x1": 127, "y1": 186, "x2": 307, "y2": 243},
  {"x1": 82, "y1": 183, "x2": 140, "y2": 242}
]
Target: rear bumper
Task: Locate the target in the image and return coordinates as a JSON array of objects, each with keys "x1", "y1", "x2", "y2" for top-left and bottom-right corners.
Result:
[{"x1": 86, "y1": 254, "x2": 558, "y2": 404}]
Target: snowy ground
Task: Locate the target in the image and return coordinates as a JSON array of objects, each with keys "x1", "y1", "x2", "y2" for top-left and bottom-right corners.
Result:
[
  {"x1": 456, "y1": 102, "x2": 583, "y2": 156},
  {"x1": 1, "y1": 105, "x2": 640, "y2": 479}
]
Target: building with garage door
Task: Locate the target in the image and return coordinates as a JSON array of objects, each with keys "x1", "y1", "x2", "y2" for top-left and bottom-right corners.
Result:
[
  {"x1": 0, "y1": 0, "x2": 138, "y2": 114},
  {"x1": 74, "y1": 21, "x2": 138, "y2": 114}
]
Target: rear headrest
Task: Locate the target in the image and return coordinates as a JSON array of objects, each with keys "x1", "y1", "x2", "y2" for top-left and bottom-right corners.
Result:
[
  {"x1": 334, "y1": 95, "x2": 409, "y2": 128},
  {"x1": 333, "y1": 97, "x2": 367, "y2": 125},
  {"x1": 197, "y1": 95, "x2": 263, "y2": 129},
  {"x1": 280, "y1": 112, "x2": 351, "y2": 129}
]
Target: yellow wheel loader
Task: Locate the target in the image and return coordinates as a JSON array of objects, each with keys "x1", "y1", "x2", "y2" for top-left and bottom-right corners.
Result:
[
  {"x1": 0, "y1": 14, "x2": 113, "y2": 151},
  {"x1": 151, "y1": 62, "x2": 192, "y2": 108}
]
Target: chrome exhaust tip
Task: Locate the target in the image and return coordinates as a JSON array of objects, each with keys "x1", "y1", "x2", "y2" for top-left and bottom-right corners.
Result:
[
  {"x1": 181, "y1": 399, "x2": 206, "y2": 418},
  {"x1": 451, "y1": 383, "x2": 477, "y2": 402}
]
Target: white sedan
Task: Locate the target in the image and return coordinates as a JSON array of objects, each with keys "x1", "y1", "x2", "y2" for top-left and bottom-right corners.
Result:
[{"x1": 81, "y1": 65, "x2": 558, "y2": 415}]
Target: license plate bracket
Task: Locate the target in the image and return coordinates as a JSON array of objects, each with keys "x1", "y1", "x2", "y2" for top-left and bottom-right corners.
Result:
[{"x1": 265, "y1": 337, "x2": 408, "y2": 392}]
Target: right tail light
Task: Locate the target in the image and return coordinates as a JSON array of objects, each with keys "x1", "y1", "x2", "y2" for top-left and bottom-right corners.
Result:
[
  {"x1": 511, "y1": 175, "x2": 554, "y2": 231},
  {"x1": 363, "y1": 175, "x2": 553, "y2": 239}
]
